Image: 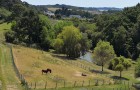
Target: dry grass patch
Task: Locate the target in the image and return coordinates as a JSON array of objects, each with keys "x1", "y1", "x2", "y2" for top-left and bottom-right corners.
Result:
[{"x1": 13, "y1": 46, "x2": 112, "y2": 88}]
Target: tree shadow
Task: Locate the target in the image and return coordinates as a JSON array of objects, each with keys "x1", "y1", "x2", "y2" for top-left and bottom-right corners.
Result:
[
  {"x1": 90, "y1": 69, "x2": 111, "y2": 74},
  {"x1": 51, "y1": 54, "x2": 76, "y2": 60},
  {"x1": 110, "y1": 76, "x2": 129, "y2": 81}
]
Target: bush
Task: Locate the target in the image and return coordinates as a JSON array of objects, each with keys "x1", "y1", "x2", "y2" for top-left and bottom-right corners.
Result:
[{"x1": 5, "y1": 31, "x2": 15, "y2": 43}]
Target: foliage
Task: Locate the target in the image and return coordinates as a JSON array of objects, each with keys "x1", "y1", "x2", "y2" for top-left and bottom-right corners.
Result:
[
  {"x1": 93, "y1": 40, "x2": 116, "y2": 71},
  {"x1": 53, "y1": 38, "x2": 64, "y2": 53},
  {"x1": 5, "y1": 10, "x2": 52, "y2": 50},
  {"x1": 55, "y1": 7, "x2": 94, "y2": 18},
  {"x1": 0, "y1": 0, "x2": 22, "y2": 10},
  {"x1": 94, "y1": 4, "x2": 140, "y2": 60},
  {"x1": 53, "y1": 21, "x2": 73, "y2": 37},
  {"x1": 110, "y1": 56, "x2": 131, "y2": 78},
  {"x1": 55, "y1": 26, "x2": 91, "y2": 58},
  {"x1": 0, "y1": 7, "x2": 11, "y2": 21}
]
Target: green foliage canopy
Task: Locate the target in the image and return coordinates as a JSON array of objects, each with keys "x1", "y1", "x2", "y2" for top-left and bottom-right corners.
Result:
[{"x1": 93, "y1": 40, "x2": 116, "y2": 71}]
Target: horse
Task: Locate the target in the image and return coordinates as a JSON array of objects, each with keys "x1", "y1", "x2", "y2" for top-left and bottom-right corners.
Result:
[
  {"x1": 42, "y1": 68, "x2": 52, "y2": 74},
  {"x1": 81, "y1": 73, "x2": 87, "y2": 76}
]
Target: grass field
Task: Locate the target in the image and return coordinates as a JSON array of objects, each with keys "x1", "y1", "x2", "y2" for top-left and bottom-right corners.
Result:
[
  {"x1": 12, "y1": 45, "x2": 138, "y2": 89},
  {"x1": 0, "y1": 23, "x2": 11, "y2": 42},
  {"x1": 0, "y1": 44, "x2": 24, "y2": 90},
  {"x1": 0, "y1": 23, "x2": 24, "y2": 90}
]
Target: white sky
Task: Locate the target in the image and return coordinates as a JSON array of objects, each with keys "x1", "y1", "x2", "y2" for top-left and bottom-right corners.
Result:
[{"x1": 21, "y1": 0, "x2": 140, "y2": 8}]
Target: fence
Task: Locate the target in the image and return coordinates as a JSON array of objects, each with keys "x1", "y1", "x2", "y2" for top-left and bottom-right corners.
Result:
[
  {"x1": 6, "y1": 43, "x2": 30, "y2": 90},
  {"x1": 27, "y1": 78, "x2": 135, "y2": 89}
]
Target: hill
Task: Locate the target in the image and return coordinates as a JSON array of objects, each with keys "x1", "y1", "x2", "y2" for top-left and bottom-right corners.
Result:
[
  {"x1": 37, "y1": 4, "x2": 122, "y2": 11},
  {"x1": 35, "y1": 4, "x2": 122, "y2": 15},
  {"x1": 12, "y1": 45, "x2": 137, "y2": 89}
]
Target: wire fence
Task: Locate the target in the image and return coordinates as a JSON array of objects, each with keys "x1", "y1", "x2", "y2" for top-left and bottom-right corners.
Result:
[
  {"x1": 27, "y1": 79, "x2": 135, "y2": 90},
  {"x1": 6, "y1": 43, "x2": 30, "y2": 90}
]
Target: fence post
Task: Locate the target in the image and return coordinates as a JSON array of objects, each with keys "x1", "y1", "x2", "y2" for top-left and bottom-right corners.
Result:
[
  {"x1": 30, "y1": 82, "x2": 32, "y2": 88},
  {"x1": 55, "y1": 82, "x2": 58, "y2": 89},
  {"x1": 89, "y1": 67, "x2": 90, "y2": 71},
  {"x1": 64, "y1": 80, "x2": 66, "y2": 88},
  {"x1": 102, "y1": 79, "x2": 104, "y2": 85},
  {"x1": 34, "y1": 82, "x2": 36, "y2": 89},
  {"x1": 89, "y1": 80, "x2": 90, "y2": 86},
  {"x1": 82, "y1": 81, "x2": 84, "y2": 87},
  {"x1": 45, "y1": 81, "x2": 47, "y2": 89},
  {"x1": 74, "y1": 81, "x2": 76, "y2": 87}
]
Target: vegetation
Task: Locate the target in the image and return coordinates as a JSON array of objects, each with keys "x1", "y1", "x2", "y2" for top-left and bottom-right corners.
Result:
[
  {"x1": 54, "y1": 26, "x2": 91, "y2": 58},
  {"x1": 94, "y1": 4, "x2": 140, "y2": 60},
  {"x1": 1, "y1": 0, "x2": 140, "y2": 89},
  {"x1": 93, "y1": 40, "x2": 116, "y2": 71},
  {"x1": 55, "y1": 7, "x2": 94, "y2": 18},
  {"x1": 135, "y1": 57, "x2": 140, "y2": 77},
  {"x1": 110, "y1": 56, "x2": 131, "y2": 78}
]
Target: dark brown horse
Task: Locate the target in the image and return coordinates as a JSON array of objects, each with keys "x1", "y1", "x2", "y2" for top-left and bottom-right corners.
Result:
[{"x1": 42, "y1": 69, "x2": 52, "y2": 74}]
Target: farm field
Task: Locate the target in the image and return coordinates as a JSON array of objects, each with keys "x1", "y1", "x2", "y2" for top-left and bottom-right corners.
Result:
[{"x1": 12, "y1": 45, "x2": 138, "y2": 89}]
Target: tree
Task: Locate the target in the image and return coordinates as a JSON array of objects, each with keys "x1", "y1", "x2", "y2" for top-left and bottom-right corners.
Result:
[
  {"x1": 93, "y1": 40, "x2": 116, "y2": 71},
  {"x1": 110, "y1": 56, "x2": 131, "y2": 78},
  {"x1": 54, "y1": 27, "x2": 92, "y2": 57},
  {"x1": 53, "y1": 38, "x2": 64, "y2": 53},
  {"x1": 10, "y1": 4, "x2": 27, "y2": 21},
  {"x1": 53, "y1": 21, "x2": 73, "y2": 37},
  {"x1": 58, "y1": 26, "x2": 82, "y2": 58},
  {"x1": 5, "y1": 10, "x2": 52, "y2": 50}
]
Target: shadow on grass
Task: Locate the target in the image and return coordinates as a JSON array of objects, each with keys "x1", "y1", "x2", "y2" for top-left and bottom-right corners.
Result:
[
  {"x1": 51, "y1": 54, "x2": 76, "y2": 60},
  {"x1": 90, "y1": 69, "x2": 111, "y2": 74},
  {"x1": 110, "y1": 76, "x2": 129, "y2": 81}
]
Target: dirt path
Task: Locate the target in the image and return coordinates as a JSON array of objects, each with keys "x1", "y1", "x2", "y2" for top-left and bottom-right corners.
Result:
[{"x1": 0, "y1": 44, "x2": 23, "y2": 90}]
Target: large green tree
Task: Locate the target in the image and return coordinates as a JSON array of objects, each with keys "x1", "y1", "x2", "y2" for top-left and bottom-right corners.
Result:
[
  {"x1": 93, "y1": 40, "x2": 116, "y2": 71},
  {"x1": 58, "y1": 26, "x2": 82, "y2": 58},
  {"x1": 55, "y1": 26, "x2": 91, "y2": 58},
  {"x1": 5, "y1": 10, "x2": 52, "y2": 50}
]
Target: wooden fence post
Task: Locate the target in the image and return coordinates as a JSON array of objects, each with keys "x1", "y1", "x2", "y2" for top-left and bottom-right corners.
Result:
[
  {"x1": 89, "y1": 67, "x2": 90, "y2": 71},
  {"x1": 30, "y1": 82, "x2": 32, "y2": 88},
  {"x1": 89, "y1": 80, "x2": 90, "y2": 86},
  {"x1": 34, "y1": 82, "x2": 36, "y2": 89},
  {"x1": 102, "y1": 79, "x2": 104, "y2": 85},
  {"x1": 74, "y1": 81, "x2": 76, "y2": 87},
  {"x1": 82, "y1": 81, "x2": 84, "y2": 87},
  {"x1": 64, "y1": 80, "x2": 66, "y2": 88},
  {"x1": 55, "y1": 82, "x2": 58, "y2": 88},
  {"x1": 45, "y1": 81, "x2": 47, "y2": 89}
]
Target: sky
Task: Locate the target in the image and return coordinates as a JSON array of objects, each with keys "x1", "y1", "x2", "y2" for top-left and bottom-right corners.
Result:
[{"x1": 21, "y1": 0, "x2": 140, "y2": 8}]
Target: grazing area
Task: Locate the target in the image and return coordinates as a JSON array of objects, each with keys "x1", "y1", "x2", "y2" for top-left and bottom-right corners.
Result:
[
  {"x1": 12, "y1": 46, "x2": 137, "y2": 89},
  {"x1": 13, "y1": 46, "x2": 111, "y2": 88}
]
